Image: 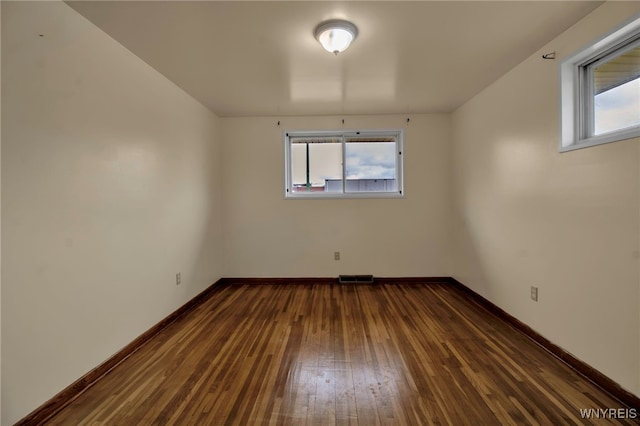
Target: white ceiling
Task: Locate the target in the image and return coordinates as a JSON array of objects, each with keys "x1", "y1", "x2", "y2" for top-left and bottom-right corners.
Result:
[{"x1": 67, "y1": 1, "x2": 602, "y2": 117}]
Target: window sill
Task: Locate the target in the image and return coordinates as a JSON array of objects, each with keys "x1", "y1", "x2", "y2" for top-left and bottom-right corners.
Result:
[
  {"x1": 285, "y1": 192, "x2": 405, "y2": 200},
  {"x1": 560, "y1": 126, "x2": 640, "y2": 152}
]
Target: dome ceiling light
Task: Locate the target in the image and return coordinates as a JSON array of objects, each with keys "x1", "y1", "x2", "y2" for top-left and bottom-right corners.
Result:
[{"x1": 314, "y1": 19, "x2": 358, "y2": 55}]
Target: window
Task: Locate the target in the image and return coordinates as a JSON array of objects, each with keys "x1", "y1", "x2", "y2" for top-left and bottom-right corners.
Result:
[
  {"x1": 284, "y1": 130, "x2": 404, "y2": 198},
  {"x1": 560, "y1": 16, "x2": 640, "y2": 152}
]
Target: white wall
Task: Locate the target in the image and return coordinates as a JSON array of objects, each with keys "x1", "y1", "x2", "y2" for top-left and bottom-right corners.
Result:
[
  {"x1": 1, "y1": 2, "x2": 223, "y2": 424},
  {"x1": 222, "y1": 115, "x2": 452, "y2": 278},
  {"x1": 0, "y1": 3, "x2": 3, "y2": 422},
  {"x1": 452, "y1": 1, "x2": 640, "y2": 396}
]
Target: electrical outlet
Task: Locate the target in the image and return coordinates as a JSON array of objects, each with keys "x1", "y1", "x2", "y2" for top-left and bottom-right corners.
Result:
[
  {"x1": 176, "y1": 273, "x2": 181, "y2": 285},
  {"x1": 530, "y1": 286, "x2": 538, "y2": 301},
  {"x1": 334, "y1": 252, "x2": 340, "y2": 261}
]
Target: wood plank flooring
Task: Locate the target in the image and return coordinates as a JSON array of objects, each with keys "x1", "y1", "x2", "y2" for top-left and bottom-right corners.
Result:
[{"x1": 46, "y1": 282, "x2": 637, "y2": 425}]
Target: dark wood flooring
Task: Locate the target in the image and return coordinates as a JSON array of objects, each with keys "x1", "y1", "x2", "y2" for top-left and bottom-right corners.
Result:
[{"x1": 45, "y1": 282, "x2": 637, "y2": 425}]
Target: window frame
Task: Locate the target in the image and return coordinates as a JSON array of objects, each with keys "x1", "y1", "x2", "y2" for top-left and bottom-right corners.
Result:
[
  {"x1": 559, "y1": 15, "x2": 640, "y2": 152},
  {"x1": 283, "y1": 129, "x2": 405, "y2": 199}
]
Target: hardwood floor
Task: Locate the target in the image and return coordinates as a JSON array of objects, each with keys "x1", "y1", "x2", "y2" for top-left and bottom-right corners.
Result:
[{"x1": 46, "y1": 282, "x2": 636, "y2": 425}]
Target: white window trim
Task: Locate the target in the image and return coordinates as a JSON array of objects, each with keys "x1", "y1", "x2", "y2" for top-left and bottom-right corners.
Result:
[
  {"x1": 559, "y1": 14, "x2": 640, "y2": 152},
  {"x1": 284, "y1": 129, "x2": 405, "y2": 199}
]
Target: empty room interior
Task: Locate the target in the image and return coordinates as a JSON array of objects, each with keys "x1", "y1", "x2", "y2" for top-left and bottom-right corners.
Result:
[{"x1": 3, "y1": 0, "x2": 640, "y2": 424}]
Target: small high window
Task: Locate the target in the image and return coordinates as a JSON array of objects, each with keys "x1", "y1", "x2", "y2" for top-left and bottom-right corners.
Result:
[
  {"x1": 284, "y1": 130, "x2": 404, "y2": 198},
  {"x1": 560, "y1": 16, "x2": 640, "y2": 151}
]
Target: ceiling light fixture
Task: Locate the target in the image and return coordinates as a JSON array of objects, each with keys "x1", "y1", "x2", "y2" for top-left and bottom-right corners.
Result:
[{"x1": 314, "y1": 19, "x2": 358, "y2": 55}]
